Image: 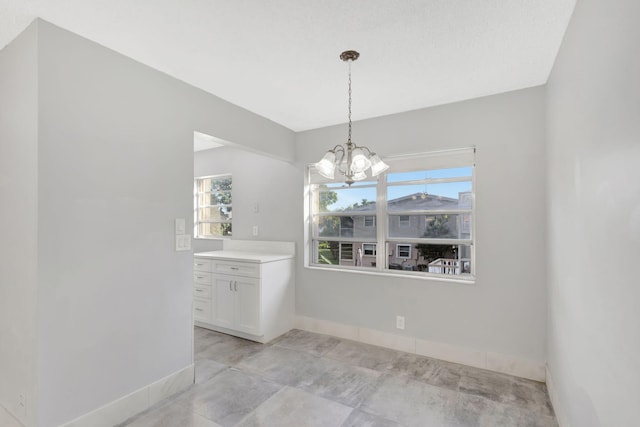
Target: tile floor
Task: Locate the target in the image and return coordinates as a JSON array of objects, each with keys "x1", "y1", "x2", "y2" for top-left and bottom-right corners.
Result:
[{"x1": 120, "y1": 327, "x2": 557, "y2": 427}]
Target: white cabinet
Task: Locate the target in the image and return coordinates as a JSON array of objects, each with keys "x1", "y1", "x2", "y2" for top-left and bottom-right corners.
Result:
[
  {"x1": 193, "y1": 252, "x2": 294, "y2": 343},
  {"x1": 212, "y1": 273, "x2": 260, "y2": 335},
  {"x1": 193, "y1": 259, "x2": 213, "y2": 323}
]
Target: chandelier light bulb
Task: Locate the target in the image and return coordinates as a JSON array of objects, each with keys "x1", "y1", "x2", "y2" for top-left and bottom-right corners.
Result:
[
  {"x1": 315, "y1": 151, "x2": 336, "y2": 179},
  {"x1": 350, "y1": 148, "x2": 372, "y2": 173},
  {"x1": 369, "y1": 153, "x2": 389, "y2": 176}
]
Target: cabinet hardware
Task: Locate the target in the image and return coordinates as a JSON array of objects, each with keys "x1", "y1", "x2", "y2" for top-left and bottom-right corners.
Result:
[
  {"x1": 234, "y1": 281, "x2": 237, "y2": 291},
  {"x1": 229, "y1": 282, "x2": 232, "y2": 291},
  {"x1": 230, "y1": 267, "x2": 239, "y2": 270},
  {"x1": 195, "y1": 308, "x2": 203, "y2": 312},
  {"x1": 196, "y1": 289, "x2": 203, "y2": 292}
]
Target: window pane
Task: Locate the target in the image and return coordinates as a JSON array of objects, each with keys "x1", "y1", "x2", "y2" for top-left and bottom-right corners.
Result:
[
  {"x1": 387, "y1": 182, "x2": 472, "y2": 212},
  {"x1": 388, "y1": 213, "x2": 471, "y2": 239},
  {"x1": 198, "y1": 192, "x2": 232, "y2": 206},
  {"x1": 387, "y1": 167, "x2": 472, "y2": 183},
  {"x1": 315, "y1": 240, "x2": 340, "y2": 265},
  {"x1": 198, "y1": 177, "x2": 232, "y2": 192},
  {"x1": 313, "y1": 241, "x2": 376, "y2": 268},
  {"x1": 315, "y1": 185, "x2": 376, "y2": 213},
  {"x1": 198, "y1": 222, "x2": 232, "y2": 238},
  {"x1": 313, "y1": 215, "x2": 377, "y2": 239},
  {"x1": 198, "y1": 206, "x2": 232, "y2": 222},
  {"x1": 387, "y1": 242, "x2": 471, "y2": 275}
]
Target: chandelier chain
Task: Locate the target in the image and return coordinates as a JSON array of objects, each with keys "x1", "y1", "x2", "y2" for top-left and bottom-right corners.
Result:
[{"x1": 347, "y1": 59, "x2": 352, "y2": 145}]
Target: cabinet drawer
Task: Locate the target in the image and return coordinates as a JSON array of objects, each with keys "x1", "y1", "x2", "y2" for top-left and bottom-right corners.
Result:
[
  {"x1": 193, "y1": 298, "x2": 211, "y2": 322},
  {"x1": 193, "y1": 284, "x2": 212, "y2": 299},
  {"x1": 194, "y1": 271, "x2": 212, "y2": 284},
  {"x1": 213, "y1": 261, "x2": 260, "y2": 278},
  {"x1": 194, "y1": 258, "x2": 213, "y2": 272}
]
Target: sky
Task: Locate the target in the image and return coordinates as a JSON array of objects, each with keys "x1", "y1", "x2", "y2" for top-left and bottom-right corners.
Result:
[{"x1": 324, "y1": 167, "x2": 472, "y2": 210}]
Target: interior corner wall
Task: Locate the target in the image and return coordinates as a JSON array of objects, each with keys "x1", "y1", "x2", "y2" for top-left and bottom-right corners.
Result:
[
  {"x1": 295, "y1": 86, "x2": 548, "y2": 365},
  {"x1": 32, "y1": 19, "x2": 294, "y2": 426},
  {"x1": 193, "y1": 147, "x2": 300, "y2": 253},
  {"x1": 0, "y1": 21, "x2": 39, "y2": 427},
  {"x1": 546, "y1": 0, "x2": 640, "y2": 425}
]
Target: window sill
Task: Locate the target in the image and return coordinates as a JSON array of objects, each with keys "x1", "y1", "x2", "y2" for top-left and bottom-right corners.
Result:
[
  {"x1": 194, "y1": 236, "x2": 232, "y2": 240},
  {"x1": 304, "y1": 264, "x2": 475, "y2": 285}
]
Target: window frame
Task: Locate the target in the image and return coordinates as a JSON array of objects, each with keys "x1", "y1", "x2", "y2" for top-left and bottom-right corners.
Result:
[
  {"x1": 194, "y1": 173, "x2": 232, "y2": 239},
  {"x1": 362, "y1": 243, "x2": 377, "y2": 256},
  {"x1": 364, "y1": 215, "x2": 376, "y2": 227},
  {"x1": 306, "y1": 148, "x2": 476, "y2": 282},
  {"x1": 396, "y1": 244, "x2": 412, "y2": 259}
]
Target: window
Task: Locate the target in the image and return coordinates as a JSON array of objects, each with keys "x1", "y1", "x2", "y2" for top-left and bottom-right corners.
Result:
[
  {"x1": 396, "y1": 244, "x2": 411, "y2": 258},
  {"x1": 307, "y1": 148, "x2": 475, "y2": 279},
  {"x1": 194, "y1": 174, "x2": 232, "y2": 238},
  {"x1": 362, "y1": 243, "x2": 377, "y2": 256},
  {"x1": 340, "y1": 243, "x2": 353, "y2": 261}
]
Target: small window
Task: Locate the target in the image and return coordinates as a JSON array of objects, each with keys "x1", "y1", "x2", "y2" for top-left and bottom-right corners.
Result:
[
  {"x1": 194, "y1": 174, "x2": 232, "y2": 238},
  {"x1": 364, "y1": 216, "x2": 376, "y2": 227},
  {"x1": 362, "y1": 243, "x2": 377, "y2": 256},
  {"x1": 396, "y1": 244, "x2": 412, "y2": 259},
  {"x1": 399, "y1": 215, "x2": 410, "y2": 227},
  {"x1": 340, "y1": 243, "x2": 353, "y2": 260}
]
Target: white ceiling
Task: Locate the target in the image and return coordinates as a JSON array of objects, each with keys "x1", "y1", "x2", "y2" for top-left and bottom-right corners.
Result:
[{"x1": 0, "y1": 0, "x2": 575, "y2": 132}]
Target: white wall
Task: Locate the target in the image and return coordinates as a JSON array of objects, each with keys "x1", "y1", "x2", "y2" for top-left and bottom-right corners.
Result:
[
  {"x1": 0, "y1": 19, "x2": 294, "y2": 427},
  {"x1": 0, "y1": 22, "x2": 39, "y2": 427},
  {"x1": 295, "y1": 87, "x2": 548, "y2": 366},
  {"x1": 546, "y1": 0, "x2": 640, "y2": 425},
  {"x1": 193, "y1": 146, "x2": 300, "y2": 253}
]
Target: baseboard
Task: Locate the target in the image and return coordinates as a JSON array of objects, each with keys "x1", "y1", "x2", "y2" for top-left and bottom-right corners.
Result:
[
  {"x1": 295, "y1": 315, "x2": 546, "y2": 382},
  {"x1": 546, "y1": 364, "x2": 568, "y2": 426},
  {"x1": 60, "y1": 364, "x2": 194, "y2": 427},
  {"x1": 0, "y1": 404, "x2": 24, "y2": 427}
]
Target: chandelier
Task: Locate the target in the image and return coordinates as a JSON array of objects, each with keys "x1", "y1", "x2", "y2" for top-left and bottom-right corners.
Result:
[{"x1": 315, "y1": 50, "x2": 389, "y2": 186}]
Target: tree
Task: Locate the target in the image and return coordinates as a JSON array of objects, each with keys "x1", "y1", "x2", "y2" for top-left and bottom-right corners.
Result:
[
  {"x1": 415, "y1": 215, "x2": 456, "y2": 268},
  {"x1": 317, "y1": 185, "x2": 340, "y2": 262},
  {"x1": 424, "y1": 214, "x2": 451, "y2": 238}
]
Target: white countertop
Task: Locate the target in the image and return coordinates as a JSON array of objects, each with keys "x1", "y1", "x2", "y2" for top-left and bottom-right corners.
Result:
[{"x1": 194, "y1": 250, "x2": 294, "y2": 263}]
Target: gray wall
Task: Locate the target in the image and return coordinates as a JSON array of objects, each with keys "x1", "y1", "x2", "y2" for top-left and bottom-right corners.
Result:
[
  {"x1": 193, "y1": 146, "x2": 300, "y2": 253},
  {"x1": 1, "y1": 19, "x2": 294, "y2": 427},
  {"x1": 546, "y1": 0, "x2": 640, "y2": 425},
  {"x1": 0, "y1": 22, "x2": 39, "y2": 427},
  {"x1": 296, "y1": 87, "x2": 548, "y2": 363}
]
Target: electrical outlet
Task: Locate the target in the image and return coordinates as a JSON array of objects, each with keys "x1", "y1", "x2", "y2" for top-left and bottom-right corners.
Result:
[
  {"x1": 252, "y1": 225, "x2": 259, "y2": 236},
  {"x1": 396, "y1": 315, "x2": 405, "y2": 330}
]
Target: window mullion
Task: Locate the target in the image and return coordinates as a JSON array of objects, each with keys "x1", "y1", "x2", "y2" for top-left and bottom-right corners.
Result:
[{"x1": 376, "y1": 174, "x2": 387, "y2": 271}]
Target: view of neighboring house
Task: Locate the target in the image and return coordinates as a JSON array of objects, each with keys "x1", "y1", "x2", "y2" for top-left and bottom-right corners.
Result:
[{"x1": 317, "y1": 191, "x2": 472, "y2": 273}]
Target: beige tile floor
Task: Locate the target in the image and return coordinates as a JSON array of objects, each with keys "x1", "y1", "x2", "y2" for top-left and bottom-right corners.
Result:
[{"x1": 120, "y1": 327, "x2": 557, "y2": 427}]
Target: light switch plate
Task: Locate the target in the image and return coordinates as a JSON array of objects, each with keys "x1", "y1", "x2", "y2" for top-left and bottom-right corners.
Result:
[
  {"x1": 175, "y1": 218, "x2": 186, "y2": 235},
  {"x1": 175, "y1": 234, "x2": 191, "y2": 251}
]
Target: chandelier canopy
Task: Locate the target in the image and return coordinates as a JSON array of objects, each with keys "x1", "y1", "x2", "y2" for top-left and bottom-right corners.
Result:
[{"x1": 315, "y1": 50, "x2": 389, "y2": 186}]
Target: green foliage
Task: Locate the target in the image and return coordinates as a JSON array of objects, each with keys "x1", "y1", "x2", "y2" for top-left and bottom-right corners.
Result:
[
  {"x1": 424, "y1": 215, "x2": 451, "y2": 238},
  {"x1": 414, "y1": 244, "x2": 455, "y2": 264}
]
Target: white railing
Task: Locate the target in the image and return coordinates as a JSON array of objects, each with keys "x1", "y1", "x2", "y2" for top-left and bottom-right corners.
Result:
[{"x1": 428, "y1": 258, "x2": 470, "y2": 275}]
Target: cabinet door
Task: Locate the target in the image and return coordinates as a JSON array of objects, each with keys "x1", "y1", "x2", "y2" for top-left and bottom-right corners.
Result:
[
  {"x1": 234, "y1": 276, "x2": 261, "y2": 336},
  {"x1": 212, "y1": 275, "x2": 235, "y2": 329}
]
